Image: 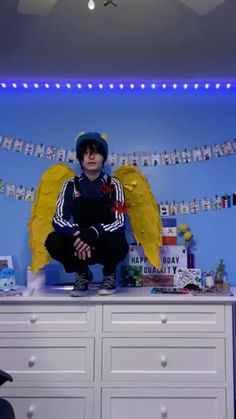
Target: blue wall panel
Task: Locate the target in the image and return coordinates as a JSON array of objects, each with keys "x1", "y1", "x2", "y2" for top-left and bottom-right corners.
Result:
[{"x1": 0, "y1": 89, "x2": 235, "y2": 285}]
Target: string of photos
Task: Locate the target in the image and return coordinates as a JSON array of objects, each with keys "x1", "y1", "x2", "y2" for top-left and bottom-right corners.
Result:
[
  {"x1": 0, "y1": 176, "x2": 235, "y2": 215},
  {"x1": 1, "y1": 133, "x2": 236, "y2": 167}
]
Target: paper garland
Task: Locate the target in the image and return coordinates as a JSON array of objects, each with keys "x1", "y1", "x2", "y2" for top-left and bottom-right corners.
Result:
[
  {"x1": 0, "y1": 175, "x2": 235, "y2": 215},
  {"x1": 1, "y1": 133, "x2": 236, "y2": 167},
  {"x1": 1, "y1": 132, "x2": 236, "y2": 214}
]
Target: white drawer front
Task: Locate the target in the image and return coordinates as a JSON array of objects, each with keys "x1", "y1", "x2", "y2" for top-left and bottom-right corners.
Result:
[
  {"x1": 103, "y1": 305, "x2": 225, "y2": 332},
  {"x1": 1, "y1": 388, "x2": 93, "y2": 419},
  {"x1": 102, "y1": 337, "x2": 225, "y2": 381},
  {"x1": 0, "y1": 305, "x2": 95, "y2": 332},
  {"x1": 0, "y1": 338, "x2": 94, "y2": 381},
  {"x1": 102, "y1": 388, "x2": 226, "y2": 419}
]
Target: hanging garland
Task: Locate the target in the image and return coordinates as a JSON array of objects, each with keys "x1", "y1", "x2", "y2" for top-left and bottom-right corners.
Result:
[
  {"x1": 1, "y1": 133, "x2": 236, "y2": 167},
  {"x1": 0, "y1": 176, "x2": 235, "y2": 215}
]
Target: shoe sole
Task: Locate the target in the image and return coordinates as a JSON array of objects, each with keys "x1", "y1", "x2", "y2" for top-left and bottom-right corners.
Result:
[
  {"x1": 97, "y1": 288, "x2": 117, "y2": 296},
  {"x1": 70, "y1": 290, "x2": 89, "y2": 297}
]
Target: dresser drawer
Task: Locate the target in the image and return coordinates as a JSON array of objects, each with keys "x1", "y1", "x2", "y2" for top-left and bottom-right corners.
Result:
[
  {"x1": 102, "y1": 387, "x2": 226, "y2": 419},
  {"x1": 103, "y1": 304, "x2": 225, "y2": 332},
  {"x1": 0, "y1": 304, "x2": 95, "y2": 332},
  {"x1": 102, "y1": 337, "x2": 225, "y2": 382},
  {"x1": 0, "y1": 337, "x2": 94, "y2": 381},
  {"x1": 1, "y1": 388, "x2": 94, "y2": 419}
]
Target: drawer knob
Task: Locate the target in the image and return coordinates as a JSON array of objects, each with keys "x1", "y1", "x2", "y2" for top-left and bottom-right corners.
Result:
[
  {"x1": 160, "y1": 355, "x2": 167, "y2": 367},
  {"x1": 27, "y1": 405, "x2": 35, "y2": 417},
  {"x1": 28, "y1": 356, "x2": 36, "y2": 367},
  {"x1": 160, "y1": 405, "x2": 167, "y2": 418},
  {"x1": 30, "y1": 315, "x2": 37, "y2": 323},
  {"x1": 161, "y1": 314, "x2": 167, "y2": 324}
]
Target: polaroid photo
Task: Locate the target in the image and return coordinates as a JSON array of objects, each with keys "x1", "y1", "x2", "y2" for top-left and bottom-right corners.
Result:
[
  {"x1": 66, "y1": 149, "x2": 76, "y2": 163},
  {"x1": 13, "y1": 138, "x2": 24, "y2": 153},
  {"x1": 107, "y1": 153, "x2": 118, "y2": 167},
  {"x1": 161, "y1": 151, "x2": 171, "y2": 165},
  {"x1": 202, "y1": 145, "x2": 212, "y2": 160},
  {"x1": 159, "y1": 202, "x2": 170, "y2": 216},
  {"x1": 181, "y1": 148, "x2": 191, "y2": 163},
  {"x1": 24, "y1": 142, "x2": 34, "y2": 156},
  {"x1": 129, "y1": 152, "x2": 139, "y2": 167},
  {"x1": 212, "y1": 195, "x2": 222, "y2": 210},
  {"x1": 6, "y1": 183, "x2": 16, "y2": 197},
  {"x1": 140, "y1": 153, "x2": 151, "y2": 166},
  {"x1": 56, "y1": 147, "x2": 66, "y2": 162},
  {"x1": 190, "y1": 199, "x2": 200, "y2": 214},
  {"x1": 35, "y1": 143, "x2": 45, "y2": 158},
  {"x1": 221, "y1": 194, "x2": 231, "y2": 208},
  {"x1": 25, "y1": 188, "x2": 35, "y2": 203},
  {"x1": 16, "y1": 185, "x2": 26, "y2": 200},
  {"x1": 192, "y1": 146, "x2": 202, "y2": 162},
  {"x1": 212, "y1": 143, "x2": 223, "y2": 158},
  {"x1": 1, "y1": 136, "x2": 13, "y2": 150},
  {"x1": 222, "y1": 141, "x2": 234, "y2": 155},
  {"x1": 171, "y1": 149, "x2": 181, "y2": 164},
  {"x1": 46, "y1": 145, "x2": 56, "y2": 160},
  {"x1": 179, "y1": 201, "x2": 190, "y2": 215},
  {"x1": 170, "y1": 201, "x2": 179, "y2": 215},
  {"x1": 118, "y1": 153, "x2": 128, "y2": 166},
  {"x1": 201, "y1": 197, "x2": 211, "y2": 211},
  {"x1": 150, "y1": 152, "x2": 160, "y2": 166}
]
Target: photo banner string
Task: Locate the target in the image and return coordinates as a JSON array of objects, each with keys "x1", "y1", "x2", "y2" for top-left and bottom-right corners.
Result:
[
  {"x1": 1, "y1": 133, "x2": 236, "y2": 167},
  {"x1": 0, "y1": 176, "x2": 235, "y2": 215}
]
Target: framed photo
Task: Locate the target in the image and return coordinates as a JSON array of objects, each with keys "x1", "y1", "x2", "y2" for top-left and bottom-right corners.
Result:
[{"x1": 0, "y1": 256, "x2": 13, "y2": 271}]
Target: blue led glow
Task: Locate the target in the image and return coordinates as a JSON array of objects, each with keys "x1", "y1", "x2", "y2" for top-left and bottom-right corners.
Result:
[{"x1": 0, "y1": 80, "x2": 235, "y2": 92}]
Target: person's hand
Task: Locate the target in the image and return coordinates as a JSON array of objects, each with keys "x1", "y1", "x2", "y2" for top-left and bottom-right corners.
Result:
[
  {"x1": 76, "y1": 227, "x2": 98, "y2": 247},
  {"x1": 75, "y1": 248, "x2": 91, "y2": 260},
  {"x1": 73, "y1": 231, "x2": 91, "y2": 259}
]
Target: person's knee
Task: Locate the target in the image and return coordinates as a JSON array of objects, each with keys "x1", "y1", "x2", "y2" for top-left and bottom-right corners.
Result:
[
  {"x1": 104, "y1": 234, "x2": 129, "y2": 260},
  {"x1": 44, "y1": 231, "x2": 56, "y2": 252}
]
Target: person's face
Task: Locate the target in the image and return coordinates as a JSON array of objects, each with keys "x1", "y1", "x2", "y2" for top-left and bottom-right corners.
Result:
[{"x1": 82, "y1": 147, "x2": 104, "y2": 172}]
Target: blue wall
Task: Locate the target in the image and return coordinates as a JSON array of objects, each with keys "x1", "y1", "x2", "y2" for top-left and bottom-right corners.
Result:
[{"x1": 0, "y1": 89, "x2": 236, "y2": 285}]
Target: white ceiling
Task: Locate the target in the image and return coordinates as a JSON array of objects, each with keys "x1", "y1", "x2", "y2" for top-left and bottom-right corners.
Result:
[{"x1": 0, "y1": 0, "x2": 236, "y2": 81}]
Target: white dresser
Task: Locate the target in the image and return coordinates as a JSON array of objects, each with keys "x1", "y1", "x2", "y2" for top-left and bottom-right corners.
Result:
[{"x1": 0, "y1": 288, "x2": 235, "y2": 419}]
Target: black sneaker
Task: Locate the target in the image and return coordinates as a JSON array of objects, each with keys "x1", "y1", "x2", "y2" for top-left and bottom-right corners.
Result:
[
  {"x1": 98, "y1": 273, "x2": 117, "y2": 296},
  {"x1": 70, "y1": 269, "x2": 93, "y2": 297}
]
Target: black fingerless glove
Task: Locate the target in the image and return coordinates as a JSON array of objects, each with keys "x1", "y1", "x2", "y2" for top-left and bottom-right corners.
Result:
[{"x1": 78, "y1": 227, "x2": 99, "y2": 247}]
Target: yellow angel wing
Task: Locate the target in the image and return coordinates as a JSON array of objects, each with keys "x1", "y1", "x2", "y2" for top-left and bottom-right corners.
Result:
[
  {"x1": 28, "y1": 163, "x2": 76, "y2": 273},
  {"x1": 113, "y1": 164, "x2": 162, "y2": 269}
]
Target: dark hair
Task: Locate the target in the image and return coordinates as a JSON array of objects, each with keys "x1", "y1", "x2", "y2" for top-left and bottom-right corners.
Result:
[{"x1": 76, "y1": 139, "x2": 106, "y2": 163}]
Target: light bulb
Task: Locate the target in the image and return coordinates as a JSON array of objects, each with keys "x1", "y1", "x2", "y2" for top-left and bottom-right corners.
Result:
[{"x1": 88, "y1": 0, "x2": 95, "y2": 10}]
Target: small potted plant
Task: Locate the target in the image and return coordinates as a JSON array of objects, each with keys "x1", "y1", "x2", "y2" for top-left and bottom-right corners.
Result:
[{"x1": 214, "y1": 259, "x2": 225, "y2": 290}]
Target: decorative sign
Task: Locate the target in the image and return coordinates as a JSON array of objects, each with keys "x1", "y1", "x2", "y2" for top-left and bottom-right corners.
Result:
[{"x1": 129, "y1": 244, "x2": 187, "y2": 286}]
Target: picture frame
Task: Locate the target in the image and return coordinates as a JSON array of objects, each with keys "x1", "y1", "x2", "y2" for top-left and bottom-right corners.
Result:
[{"x1": 0, "y1": 256, "x2": 13, "y2": 271}]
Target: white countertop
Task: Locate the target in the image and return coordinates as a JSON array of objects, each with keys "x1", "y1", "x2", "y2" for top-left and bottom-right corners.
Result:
[{"x1": 1, "y1": 286, "x2": 236, "y2": 304}]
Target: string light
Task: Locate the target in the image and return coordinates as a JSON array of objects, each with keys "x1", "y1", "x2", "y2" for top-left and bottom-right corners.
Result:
[
  {"x1": 88, "y1": 0, "x2": 95, "y2": 10},
  {"x1": 0, "y1": 81, "x2": 235, "y2": 92}
]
